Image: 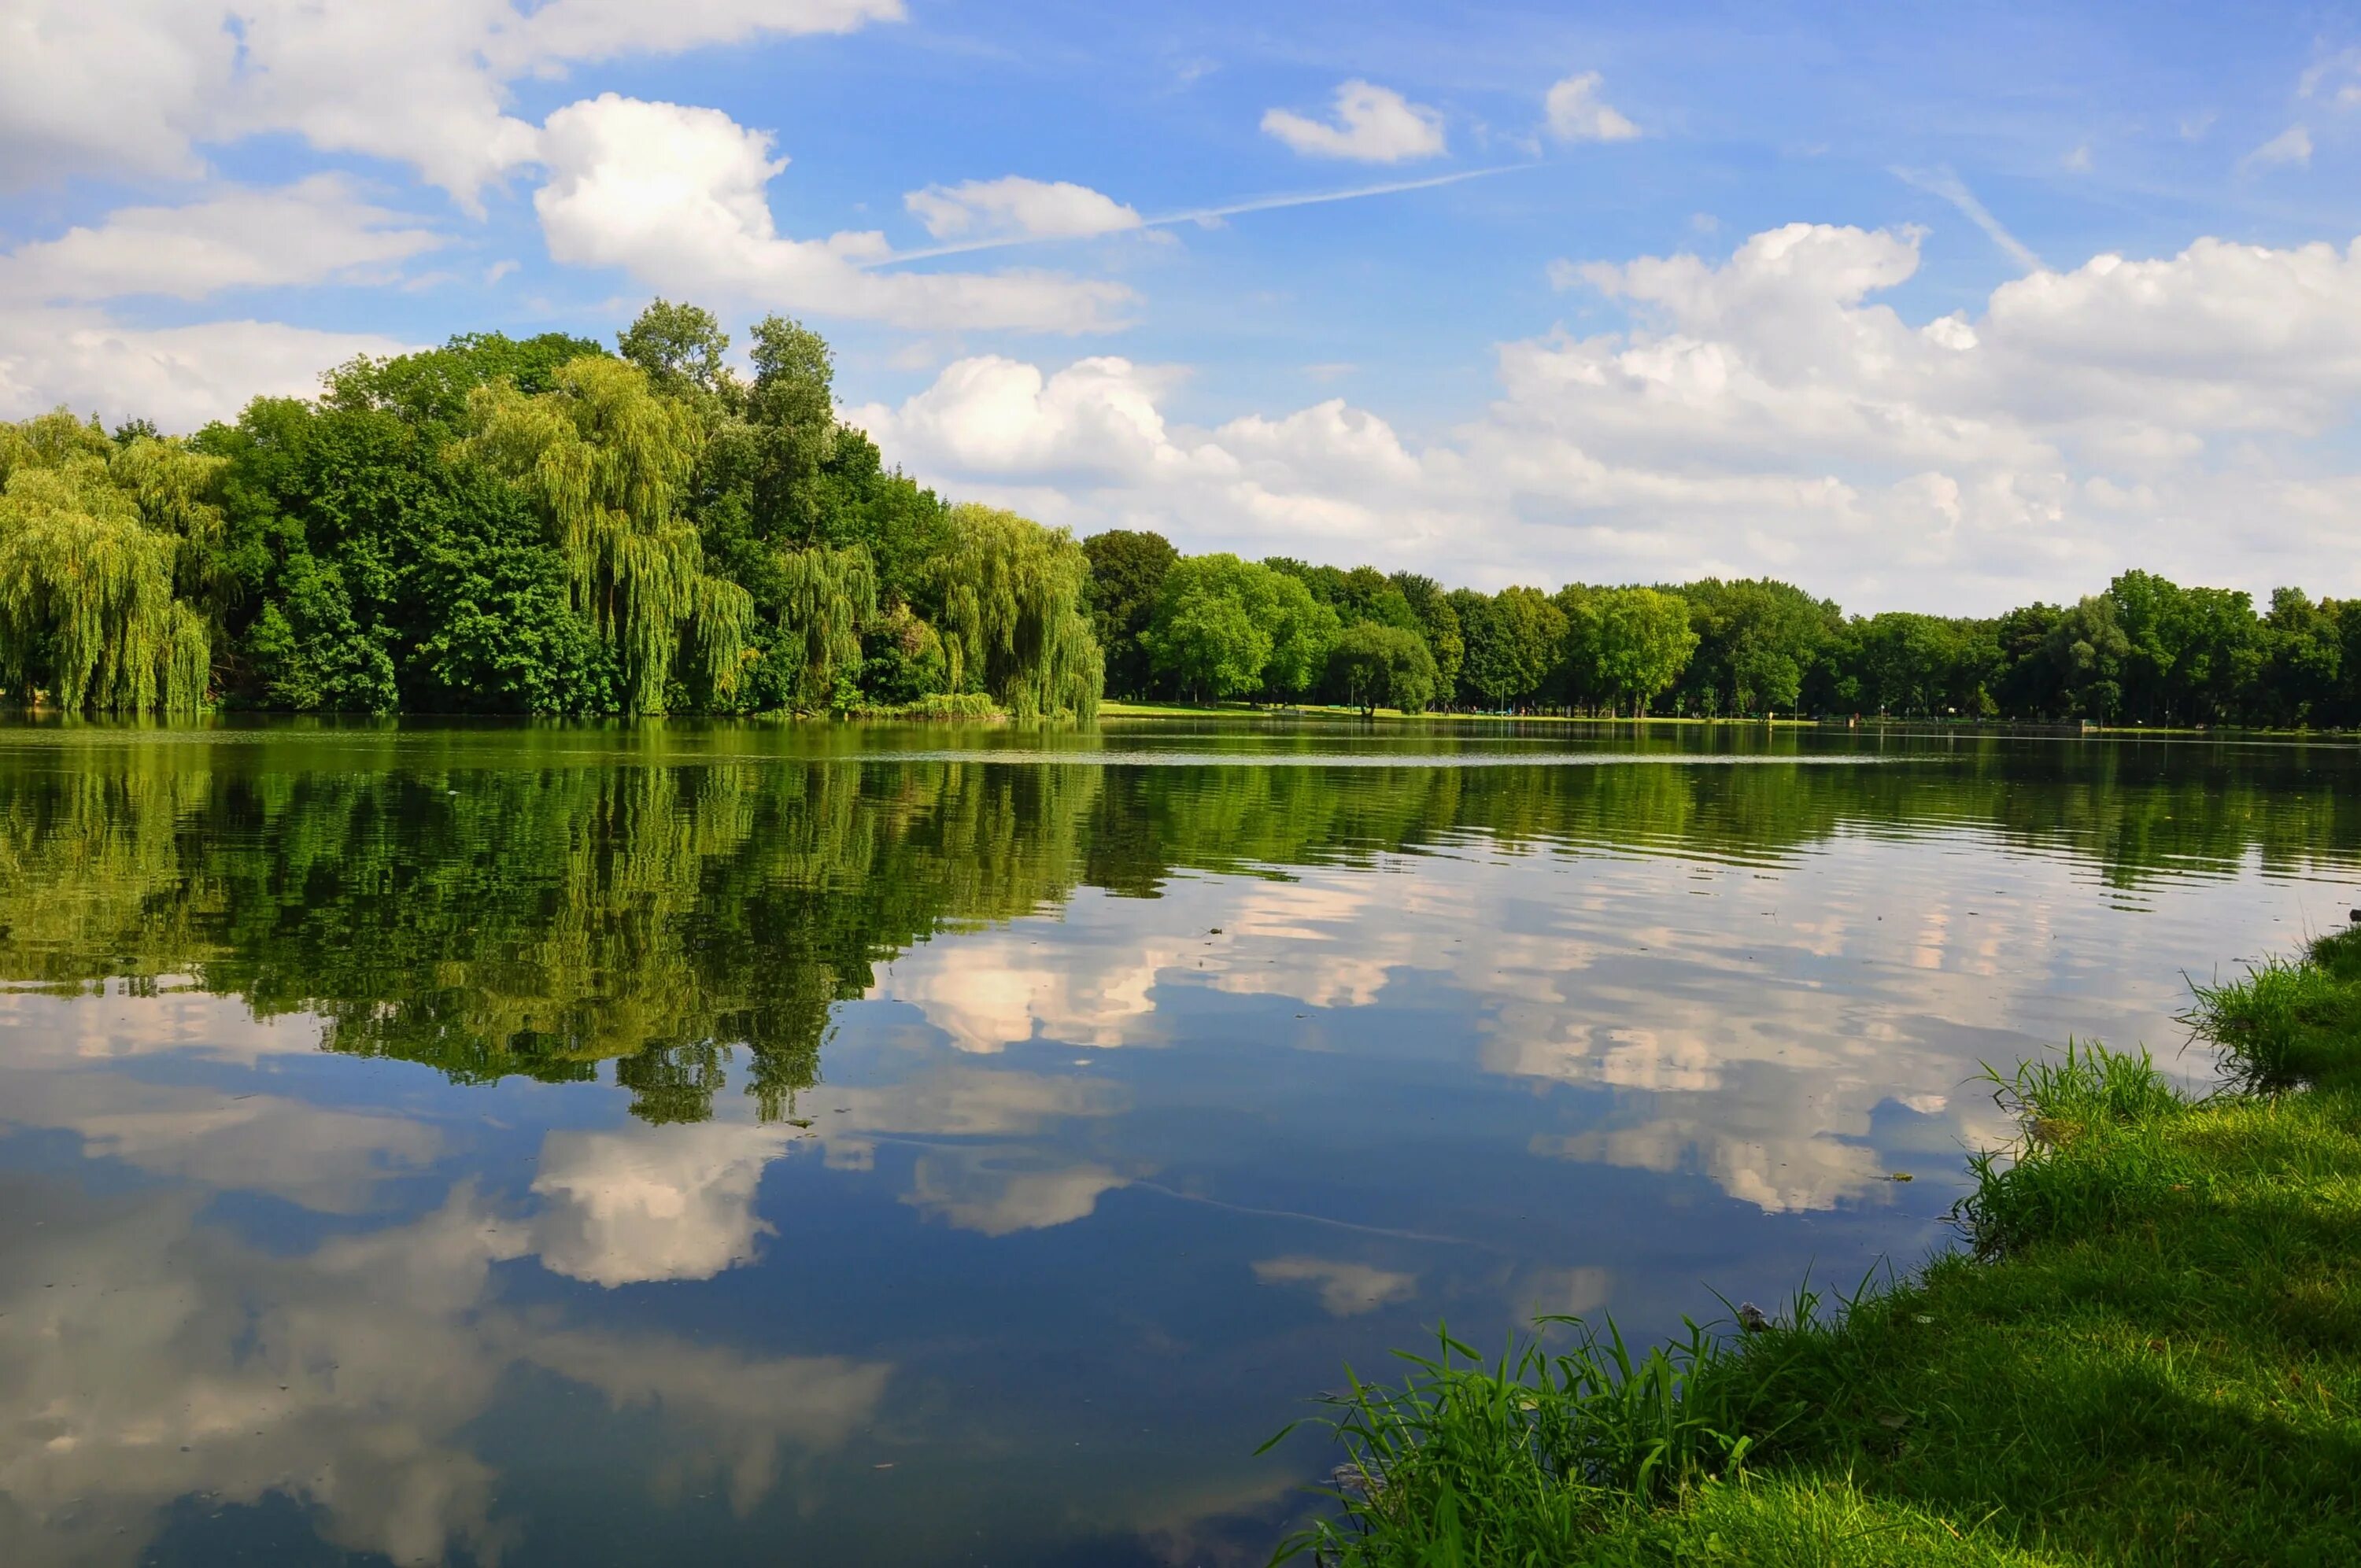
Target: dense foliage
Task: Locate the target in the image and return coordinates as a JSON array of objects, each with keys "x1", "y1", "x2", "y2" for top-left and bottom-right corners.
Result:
[
  {"x1": 0, "y1": 304, "x2": 1099, "y2": 718},
  {"x1": 4, "y1": 301, "x2": 2354, "y2": 728},
  {"x1": 1099, "y1": 540, "x2": 2361, "y2": 727}
]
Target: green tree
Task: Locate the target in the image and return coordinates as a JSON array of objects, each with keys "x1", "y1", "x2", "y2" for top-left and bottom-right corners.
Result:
[
  {"x1": 1837, "y1": 612, "x2": 2001, "y2": 718},
  {"x1": 921, "y1": 503, "x2": 1101, "y2": 719},
  {"x1": 771, "y1": 545, "x2": 878, "y2": 712},
  {"x1": 460, "y1": 356, "x2": 755, "y2": 714},
  {"x1": 1262, "y1": 570, "x2": 1341, "y2": 700},
  {"x1": 324, "y1": 331, "x2": 609, "y2": 435},
  {"x1": 402, "y1": 463, "x2": 619, "y2": 714},
  {"x1": 1392, "y1": 573, "x2": 1462, "y2": 704},
  {"x1": 1081, "y1": 529, "x2": 1177, "y2": 699},
  {"x1": 1565, "y1": 585, "x2": 1698, "y2": 716},
  {"x1": 1991, "y1": 602, "x2": 2065, "y2": 718},
  {"x1": 616, "y1": 298, "x2": 733, "y2": 403},
  {"x1": 1669, "y1": 578, "x2": 1837, "y2": 717},
  {"x1": 1454, "y1": 585, "x2": 1565, "y2": 710},
  {"x1": 0, "y1": 412, "x2": 214, "y2": 712},
  {"x1": 1148, "y1": 577, "x2": 1266, "y2": 700},
  {"x1": 741, "y1": 314, "x2": 839, "y2": 546},
  {"x1": 1327, "y1": 621, "x2": 1439, "y2": 714},
  {"x1": 2045, "y1": 595, "x2": 2131, "y2": 721},
  {"x1": 1144, "y1": 553, "x2": 1338, "y2": 703},
  {"x1": 2263, "y1": 588, "x2": 2341, "y2": 726},
  {"x1": 242, "y1": 547, "x2": 397, "y2": 711}
]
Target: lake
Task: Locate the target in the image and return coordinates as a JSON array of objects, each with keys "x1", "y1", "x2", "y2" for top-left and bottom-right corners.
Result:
[{"x1": 2, "y1": 718, "x2": 2355, "y2": 1566}]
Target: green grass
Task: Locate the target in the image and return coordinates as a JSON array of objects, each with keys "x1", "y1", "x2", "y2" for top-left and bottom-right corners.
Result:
[{"x1": 1277, "y1": 926, "x2": 2361, "y2": 1566}]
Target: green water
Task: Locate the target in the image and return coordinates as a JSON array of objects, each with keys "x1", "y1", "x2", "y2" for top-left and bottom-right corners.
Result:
[{"x1": 1, "y1": 718, "x2": 2355, "y2": 1564}]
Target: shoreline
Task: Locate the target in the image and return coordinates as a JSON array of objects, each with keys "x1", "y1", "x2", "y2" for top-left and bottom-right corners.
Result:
[
  {"x1": 1278, "y1": 925, "x2": 2361, "y2": 1565},
  {"x1": 1101, "y1": 702, "x2": 2361, "y2": 741}
]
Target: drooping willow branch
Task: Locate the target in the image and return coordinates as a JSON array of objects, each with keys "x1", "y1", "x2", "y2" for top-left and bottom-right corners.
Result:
[
  {"x1": 925, "y1": 503, "x2": 1103, "y2": 721},
  {"x1": 459, "y1": 358, "x2": 755, "y2": 714},
  {"x1": 0, "y1": 411, "x2": 218, "y2": 714}
]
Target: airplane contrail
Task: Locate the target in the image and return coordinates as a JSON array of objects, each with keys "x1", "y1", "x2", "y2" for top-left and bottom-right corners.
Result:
[{"x1": 867, "y1": 163, "x2": 1541, "y2": 267}]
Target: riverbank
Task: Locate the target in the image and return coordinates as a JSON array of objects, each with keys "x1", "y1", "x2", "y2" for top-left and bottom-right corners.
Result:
[
  {"x1": 1099, "y1": 701, "x2": 1817, "y2": 725},
  {"x1": 1280, "y1": 926, "x2": 2361, "y2": 1565}
]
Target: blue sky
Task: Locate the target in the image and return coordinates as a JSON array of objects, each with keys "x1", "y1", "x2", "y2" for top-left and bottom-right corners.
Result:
[{"x1": 3, "y1": 1, "x2": 2358, "y2": 610}]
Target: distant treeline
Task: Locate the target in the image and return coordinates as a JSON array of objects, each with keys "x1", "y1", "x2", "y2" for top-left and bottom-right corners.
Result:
[
  {"x1": 1085, "y1": 541, "x2": 2360, "y2": 726},
  {"x1": 0, "y1": 303, "x2": 2350, "y2": 727}
]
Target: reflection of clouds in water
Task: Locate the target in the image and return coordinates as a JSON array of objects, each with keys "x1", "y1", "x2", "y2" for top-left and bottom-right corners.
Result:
[
  {"x1": 532, "y1": 1122, "x2": 795, "y2": 1287},
  {"x1": 878, "y1": 928, "x2": 1184, "y2": 1052},
  {"x1": 533, "y1": 1067, "x2": 1144, "y2": 1264},
  {"x1": 525, "y1": 1329, "x2": 889, "y2": 1516},
  {"x1": 1514, "y1": 1264, "x2": 1614, "y2": 1322},
  {"x1": 833, "y1": 1064, "x2": 1122, "y2": 1136},
  {"x1": 1206, "y1": 881, "x2": 1431, "y2": 1009},
  {"x1": 1505, "y1": 995, "x2": 1921, "y2": 1213},
  {"x1": 868, "y1": 853, "x2": 2038, "y2": 1216},
  {"x1": 0, "y1": 1179, "x2": 889, "y2": 1568},
  {"x1": 905, "y1": 1149, "x2": 1130, "y2": 1236},
  {"x1": 6, "y1": 1071, "x2": 440, "y2": 1214},
  {"x1": 877, "y1": 878, "x2": 1439, "y2": 1050},
  {"x1": 0, "y1": 985, "x2": 318, "y2": 1066},
  {"x1": 1497, "y1": 992, "x2": 2008, "y2": 1214},
  {"x1": 822, "y1": 1066, "x2": 1136, "y2": 1237},
  {"x1": 1251, "y1": 1255, "x2": 1418, "y2": 1317},
  {"x1": 1535, "y1": 1116, "x2": 1888, "y2": 1216},
  {"x1": 873, "y1": 851, "x2": 1997, "y2": 1216},
  {"x1": 0, "y1": 991, "x2": 438, "y2": 1214}
]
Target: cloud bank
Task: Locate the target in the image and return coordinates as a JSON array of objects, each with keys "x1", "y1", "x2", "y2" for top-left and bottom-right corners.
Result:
[{"x1": 850, "y1": 223, "x2": 2361, "y2": 610}]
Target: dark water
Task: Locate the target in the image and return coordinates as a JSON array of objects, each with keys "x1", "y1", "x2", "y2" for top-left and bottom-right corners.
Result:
[{"x1": 2, "y1": 718, "x2": 2355, "y2": 1566}]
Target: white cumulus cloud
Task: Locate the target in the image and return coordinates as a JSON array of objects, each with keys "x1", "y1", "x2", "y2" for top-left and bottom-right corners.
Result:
[
  {"x1": 845, "y1": 223, "x2": 2361, "y2": 611},
  {"x1": 0, "y1": 176, "x2": 442, "y2": 305},
  {"x1": 904, "y1": 175, "x2": 1142, "y2": 241},
  {"x1": 1262, "y1": 80, "x2": 1447, "y2": 163},
  {"x1": 0, "y1": 0, "x2": 906, "y2": 205},
  {"x1": 534, "y1": 94, "x2": 1133, "y2": 333},
  {"x1": 1543, "y1": 72, "x2": 1640, "y2": 142},
  {"x1": 0, "y1": 314, "x2": 416, "y2": 431}
]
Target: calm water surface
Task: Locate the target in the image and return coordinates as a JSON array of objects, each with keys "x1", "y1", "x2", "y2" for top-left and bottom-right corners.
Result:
[{"x1": 2, "y1": 718, "x2": 2357, "y2": 1566}]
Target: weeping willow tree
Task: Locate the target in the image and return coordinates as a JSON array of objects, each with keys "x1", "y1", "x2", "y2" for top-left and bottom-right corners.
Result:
[
  {"x1": 776, "y1": 544, "x2": 878, "y2": 711},
  {"x1": 0, "y1": 411, "x2": 216, "y2": 713},
  {"x1": 460, "y1": 357, "x2": 755, "y2": 714},
  {"x1": 924, "y1": 503, "x2": 1103, "y2": 721}
]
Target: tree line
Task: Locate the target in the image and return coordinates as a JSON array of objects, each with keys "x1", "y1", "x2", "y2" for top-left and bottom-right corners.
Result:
[
  {"x1": 2, "y1": 303, "x2": 2353, "y2": 727},
  {"x1": 1084, "y1": 537, "x2": 2361, "y2": 727},
  {"x1": 0, "y1": 303, "x2": 1100, "y2": 720}
]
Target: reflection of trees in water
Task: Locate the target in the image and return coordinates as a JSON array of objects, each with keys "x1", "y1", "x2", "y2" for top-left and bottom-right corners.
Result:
[
  {"x1": 0, "y1": 754, "x2": 1100, "y2": 1123},
  {"x1": 0, "y1": 732, "x2": 2354, "y2": 1122},
  {"x1": 1088, "y1": 743, "x2": 2361, "y2": 888}
]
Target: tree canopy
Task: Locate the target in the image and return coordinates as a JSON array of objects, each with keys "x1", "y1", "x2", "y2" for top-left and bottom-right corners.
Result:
[
  {"x1": 13, "y1": 308, "x2": 2360, "y2": 732},
  {"x1": 0, "y1": 308, "x2": 1098, "y2": 721}
]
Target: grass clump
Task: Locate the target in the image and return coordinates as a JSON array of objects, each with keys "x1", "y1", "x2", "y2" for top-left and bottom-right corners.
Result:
[
  {"x1": 1278, "y1": 928, "x2": 2361, "y2": 1565},
  {"x1": 1267, "y1": 1316, "x2": 1757, "y2": 1564},
  {"x1": 2189, "y1": 925, "x2": 2361, "y2": 1093}
]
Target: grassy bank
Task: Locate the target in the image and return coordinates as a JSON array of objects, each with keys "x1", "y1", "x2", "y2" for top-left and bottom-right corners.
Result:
[{"x1": 1277, "y1": 928, "x2": 2361, "y2": 1565}]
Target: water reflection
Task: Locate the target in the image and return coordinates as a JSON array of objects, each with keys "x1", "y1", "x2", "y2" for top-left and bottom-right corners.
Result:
[
  {"x1": 0, "y1": 721, "x2": 2355, "y2": 1564},
  {"x1": 0, "y1": 994, "x2": 892, "y2": 1568}
]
